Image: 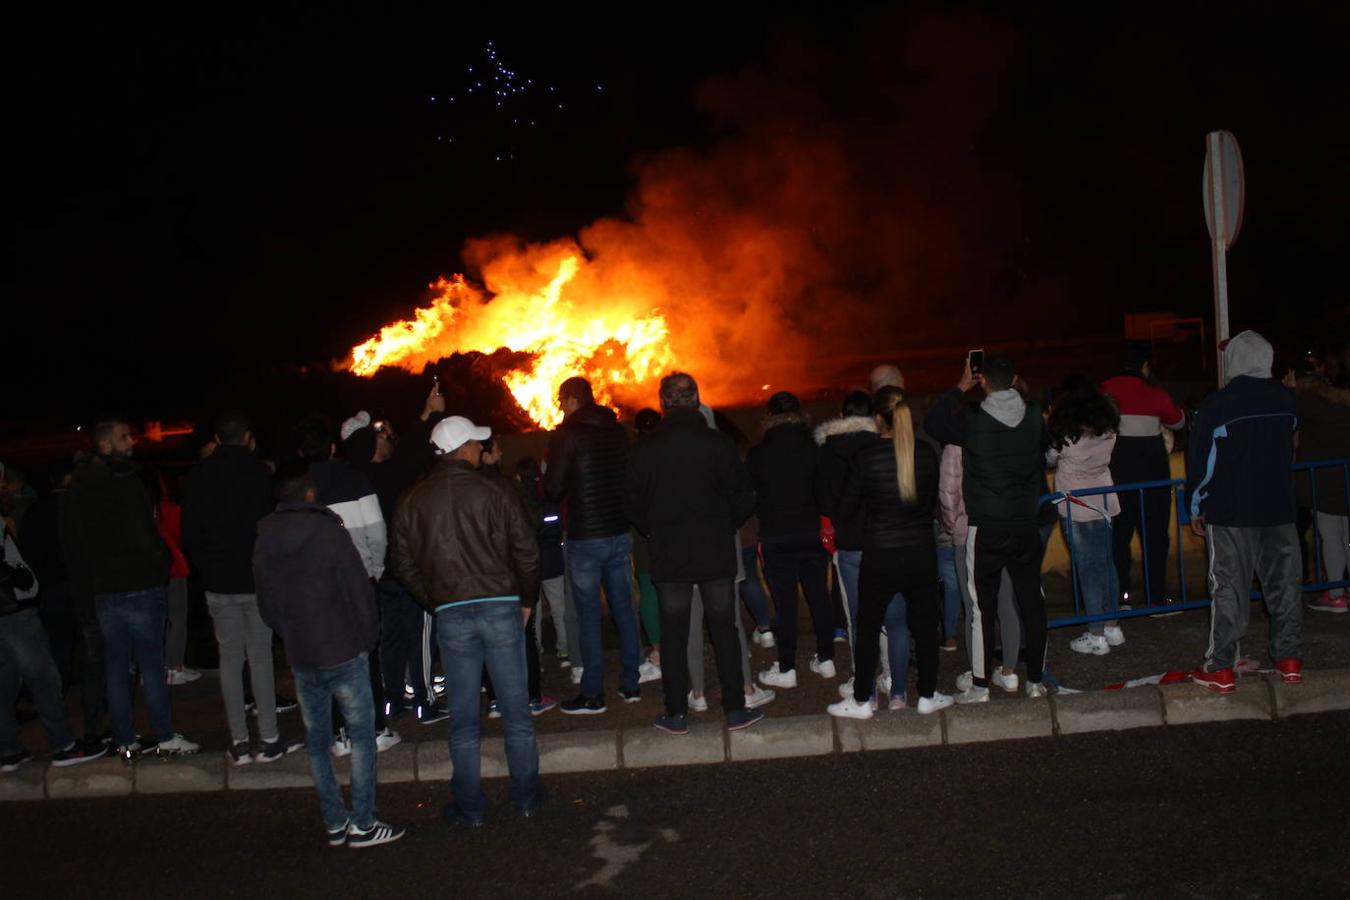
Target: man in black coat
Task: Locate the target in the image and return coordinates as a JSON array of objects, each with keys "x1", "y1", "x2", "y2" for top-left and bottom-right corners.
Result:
[
  {"x1": 544, "y1": 376, "x2": 641, "y2": 714},
  {"x1": 625, "y1": 372, "x2": 762, "y2": 734}
]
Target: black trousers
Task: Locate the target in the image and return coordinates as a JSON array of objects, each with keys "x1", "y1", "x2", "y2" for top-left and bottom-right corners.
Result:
[
  {"x1": 655, "y1": 579, "x2": 746, "y2": 717},
  {"x1": 761, "y1": 538, "x2": 834, "y2": 672},
  {"x1": 1110, "y1": 435, "x2": 1172, "y2": 605},
  {"x1": 379, "y1": 576, "x2": 433, "y2": 709},
  {"x1": 969, "y1": 523, "x2": 1047, "y2": 686},
  {"x1": 72, "y1": 591, "x2": 108, "y2": 738},
  {"x1": 854, "y1": 545, "x2": 941, "y2": 703}
]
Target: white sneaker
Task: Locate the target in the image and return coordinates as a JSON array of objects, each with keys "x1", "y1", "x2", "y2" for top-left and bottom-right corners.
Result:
[
  {"x1": 758, "y1": 663, "x2": 798, "y2": 689},
  {"x1": 753, "y1": 629, "x2": 775, "y2": 648},
  {"x1": 166, "y1": 668, "x2": 201, "y2": 686},
  {"x1": 809, "y1": 656, "x2": 837, "y2": 679},
  {"x1": 332, "y1": 729, "x2": 352, "y2": 757},
  {"x1": 375, "y1": 728, "x2": 402, "y2": 752},
  {"x1": 153, "y1": 733, "x2": 199, "y2": 755},
  {"x1": 838, "y1": 677, "x2": 855, "y2": 698},
  {"x1": 570, "y1": 666, "x2": 584, "y2": 685},
  {"x1": 917, "y1": 692, "x2": 954, "y2": 715},
  {"x1": 953, "y1": 685, "x2": 990, "y2": 704},
  {"x1": 745, "y1": 685, "x2": 776, "y2": 709},
  {"x1": 687, "y1": 692, "x2": 709, "y2": 713},
  {"x1": 955, "y1": 670, "x2": 974, "y2": 692},
  {"x1": 1103, "y1": 625, "x2": 1126, "y2": 647},
  {"x1": 1070, "y1": 632, "x2": 1110, "y2": 656},
  {"x1": 991, "y1": 667, "x2": 1020, "y2": 693},
  {"x1": 827, "y1": 696, "x2": 874, "y2": 720},
  {"x1": 888, "y1": 693, "x2": 907, "y2": 711},
  {"x1": 1025, "y1": 681, "x2": 1048, "y2": 699},
  {"x1": 638, "y1": 661, "x2": 662, "y2": 684}
]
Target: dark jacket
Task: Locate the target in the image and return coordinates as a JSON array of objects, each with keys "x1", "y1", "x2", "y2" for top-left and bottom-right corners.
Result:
[
  {"x1": 519, "y1": 470, "x2": 565, "y2": 580},
  {"x1": 1294, "y1": 374, "x2": 1350, "y2": 516},
  {"x1": 924, "y1": 388, "x2": 1044, "y2": 528},
  {"x1": 391, "y1": 457, "x2": 540, "y2": 613},
  {"x1": 625, "y1": 406, "x2": 755, "y2": 582},
  {"x1": 838, "y1": 435, "x2": 939, "y2": 552},
  {"x1": 1186, "y1": 376, "x2": 1298, "y2": 527},
  {"x1": 60, "y1": 456, "x2": 170, "y2": 596},
  {"x1": 182, "y1": 444, "x2": 275, "y2": 594},
  {"x1": 543, "y1": 403, "x2": 629, "y2": 539},
  {"x1": 813, "y1": 415, "x2": 879, "y2": 552},
  {"x1": 254, "y1": 502, "x2": 378, "y2": 669},
  {"x1": 346, "y1": 417, "x2": 437, "y2": 526},
  {"x1": 16, "y1": 490, "x2": 67, "y2": 588},
  {"x1": 746, "y1": 414, "x2": 821, "y2": 542}
]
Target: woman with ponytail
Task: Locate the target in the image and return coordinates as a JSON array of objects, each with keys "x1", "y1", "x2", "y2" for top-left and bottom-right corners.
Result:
[{"x1": 828, "y1": 387, "x2": 952, "y2": 718}]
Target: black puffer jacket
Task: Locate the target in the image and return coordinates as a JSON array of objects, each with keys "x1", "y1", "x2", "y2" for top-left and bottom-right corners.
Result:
[
  {"x1": 814, "y1": 415, "x2": 879, "y2": 552},
  {"x1": 543, "y1": 403, "x2": 629, "y2": 539},
  {"x1": 625, "y1": 406, "x2": 755, "y2": 582},
  {"x1": 746, "y1": 415, "x2": 821, "y2": 543},
  {"x1": 838, "y1": 435, "x2": 939, "y2": 552}
]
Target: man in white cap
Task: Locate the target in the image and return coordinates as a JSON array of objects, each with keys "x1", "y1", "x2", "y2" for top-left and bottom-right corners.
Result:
[
  {"x1": 1185, "y1": 330, "x2": 1302, "y2": 693},
  {"x1": 391, "y1": 416, "x2": 546, "y2": 825}
]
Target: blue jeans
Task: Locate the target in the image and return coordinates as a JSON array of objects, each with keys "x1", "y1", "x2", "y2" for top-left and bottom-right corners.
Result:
[
  {"x1": 1064, "y1": 517, "x2": 1119, "y2": 635},
  {"x1": 437, "y1": 602, "x2": 540, "y2": 819},
  {"x1": 0, "y1": 608, "x2": 74, "y2": 755},
  {"x1": 96, "y1": 587, "x2": 173, "y2": 746},
  {"x1": 294, "y1": 654, "x2": 377, "y2": 831},
  {"x1": 566, "y1": 534, "x2": 641, "y2": 697},
  {"x1": 936, "y1": 545, "x2": 962, "y2": 640},
  {"x1": 739, "y1": 545, "x2": 772, "y2": 629}
]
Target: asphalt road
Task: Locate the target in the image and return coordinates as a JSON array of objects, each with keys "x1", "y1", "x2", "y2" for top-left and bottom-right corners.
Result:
[{"x1": 6, "y1": 712, "x2": 1350, "y2": 899}]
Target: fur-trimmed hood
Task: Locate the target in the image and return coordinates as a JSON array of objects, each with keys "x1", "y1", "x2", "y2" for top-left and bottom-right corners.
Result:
[
  {"x1": 813, "y1": 415, "x2": 877, "y2": 446},
  {"x1": 1296, "y1": 374, "x2": 1350, "y2": 408}
]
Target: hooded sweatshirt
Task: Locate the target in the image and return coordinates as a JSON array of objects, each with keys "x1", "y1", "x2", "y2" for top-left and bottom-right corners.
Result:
[
  {"x1": 253, "y1": 502, "x2": 378, "y2": 669},
  {"x1": 924, "y1": 387, "x2": 1043, "y2": 528},
  {"x1": 310, "y1": 460, "x2": 386, "y2": 580},
  {"x1": 1185, "y1": 330, "x2": 1298, "y2": 527}
]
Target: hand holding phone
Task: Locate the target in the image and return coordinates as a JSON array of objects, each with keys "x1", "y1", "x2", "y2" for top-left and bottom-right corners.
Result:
[{"x1": 968, "y1": 349, "x2": 985, "y2": 375}]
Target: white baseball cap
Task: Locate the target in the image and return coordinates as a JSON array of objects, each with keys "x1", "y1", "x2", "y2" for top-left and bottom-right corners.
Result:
[{"x1": 430, "y1": 416, "x2": 491, "y2": 454}]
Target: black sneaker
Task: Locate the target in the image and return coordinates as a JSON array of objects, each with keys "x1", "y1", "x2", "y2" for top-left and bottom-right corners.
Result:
[
  {"x1": 1, "y1": 749, "x2": 33, "y2": 772},
  {"x1": 327, "y1": 820, "x2": 350, "y2": 847},
  {"x1": 255, "y1": 737, "x2": 302, "y2": 763},
  {"x1": 51, "y1": 740, "x2": 109, "y2": 768},
  {"x1": 347, "y1": 820, "x2": 406, "y2": 849},
  {"x1": 726, "y1": 708, "x2": 765, "y2": 731},
  {"x1": 518, "y1": 784, "x2": 550, "y2": 818},
  {"x1": 416, "y1": 702, "x2": 450, "y2": 725},
  {"x1": 620, "y1": 688, "x2": 641, "y2": 704},
  {"x1": 652, "y1": 714, "x2": 689, "y2": 735},
  {"x1": 442, "y1": 802, "x2": 486, "y2": 828},
  {"x1": 560, "y1": 694, "x2": 607, "y2": 715}
]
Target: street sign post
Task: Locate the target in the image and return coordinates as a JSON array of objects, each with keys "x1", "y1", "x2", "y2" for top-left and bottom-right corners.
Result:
[{"x1": 1203, "y1": 130, "x2": 1245, "y2": 385}]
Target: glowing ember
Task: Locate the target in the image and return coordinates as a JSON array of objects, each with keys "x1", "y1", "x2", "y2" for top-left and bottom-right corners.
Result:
[{"x1": 349, "y1": 251, "x2": 673, "y2": 428}]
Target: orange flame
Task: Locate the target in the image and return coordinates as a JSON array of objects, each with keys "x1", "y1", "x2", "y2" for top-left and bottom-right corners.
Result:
[{"x1": 349, "y1": 250, "x2": 674, "y2": 428}]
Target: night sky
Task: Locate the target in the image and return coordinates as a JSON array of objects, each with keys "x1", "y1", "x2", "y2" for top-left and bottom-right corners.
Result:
[{"x1": 6, "y1": 2, "x2": 1348, "y2": 426}]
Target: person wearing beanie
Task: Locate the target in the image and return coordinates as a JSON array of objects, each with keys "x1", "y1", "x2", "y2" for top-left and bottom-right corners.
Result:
[
  {"x1": 1100, "y1": 342, "x2": 1187, "y2": 611},
  {"x1": 1185, "y1": 330, "x2": 1302, "y2": 692}
]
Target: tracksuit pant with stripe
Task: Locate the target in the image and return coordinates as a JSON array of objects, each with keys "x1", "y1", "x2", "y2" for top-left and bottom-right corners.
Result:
[
  {"x1": 1204, "y1": 523, "x2": 1302, "y2": 670},
  {"x1": 968, "y1": 523, "x2": 1047, "y2": 687}
]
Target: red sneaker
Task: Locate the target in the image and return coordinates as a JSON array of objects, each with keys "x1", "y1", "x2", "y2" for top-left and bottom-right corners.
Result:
[
  {"x1": 1307, "y1": 592, "x2": 1348, "y2": 613},
  {"x1": 1274, "y1": 658, "x2": 1303, "y2": 684},
  {"x1": 1191, "y1": 667, "x2": 1236, "y2": 694}
]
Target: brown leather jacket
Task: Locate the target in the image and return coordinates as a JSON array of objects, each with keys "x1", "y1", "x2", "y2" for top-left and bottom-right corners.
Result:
[{"x1": 390, "y1": 458, "x2": 540, "y2": 613}]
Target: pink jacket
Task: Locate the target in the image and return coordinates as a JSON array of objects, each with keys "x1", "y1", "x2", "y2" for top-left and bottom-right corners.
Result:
[
  {"x1": 938, "y1": 444, "x2": 969, "y2": 544},
  {"x1": 1046, "y1": 432, "x2": 1120, "y2": 522}
]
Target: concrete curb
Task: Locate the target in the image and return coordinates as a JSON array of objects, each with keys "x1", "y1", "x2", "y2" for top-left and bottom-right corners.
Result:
[{"x1": 6, "y1": 667, "x2": 1350, "y2": 801}]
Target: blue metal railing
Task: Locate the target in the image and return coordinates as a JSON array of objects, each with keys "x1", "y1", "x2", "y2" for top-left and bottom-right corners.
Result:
[{"x1": 1043, "y1": 456, "x2": 1350, "y2": 629}]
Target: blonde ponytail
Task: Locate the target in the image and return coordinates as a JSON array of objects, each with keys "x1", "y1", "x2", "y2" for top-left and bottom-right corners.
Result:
[{"x1": 873, "y1": 386, "x2": 917, "y2": 504}]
